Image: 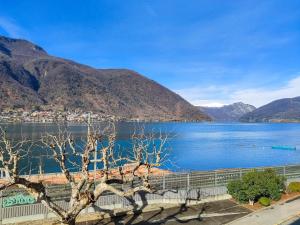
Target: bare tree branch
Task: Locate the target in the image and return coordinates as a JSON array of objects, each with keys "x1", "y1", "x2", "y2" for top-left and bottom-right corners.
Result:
[{"x1": 0, "y1": 122, "x2": 169, "y2": 225}]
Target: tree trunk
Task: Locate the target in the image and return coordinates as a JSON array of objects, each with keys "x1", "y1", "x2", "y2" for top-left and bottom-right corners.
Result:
[{"x1": 61, "y1": 218, "x2": 76, "y2": 225}]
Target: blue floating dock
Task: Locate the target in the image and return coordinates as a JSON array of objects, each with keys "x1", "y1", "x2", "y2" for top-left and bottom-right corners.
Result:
[{"x1": 271, "y1": 146, "x2": 297, "y2": 150}]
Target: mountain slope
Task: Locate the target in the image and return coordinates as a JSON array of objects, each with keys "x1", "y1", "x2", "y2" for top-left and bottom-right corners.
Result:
[
  {"x1": 240, "y1": 97, "x2": 300, "y2": 122},
  {"x1": 0, "y1": 35, "x2": 210, "y2": 121},
  {"x1": 199, "y1": 102, "x2": 256, "y2": 121}
]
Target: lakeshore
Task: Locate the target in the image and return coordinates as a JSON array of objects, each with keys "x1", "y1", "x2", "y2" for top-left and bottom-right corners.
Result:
[
  {"x1": 0, "y1": 110, "x2": 202, "y2": 123},
  {"x1": 0, "y1": 165, "x2": 170, "y2": 185}
]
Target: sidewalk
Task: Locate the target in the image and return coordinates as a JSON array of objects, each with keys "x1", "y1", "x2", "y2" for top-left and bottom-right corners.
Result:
[{"x1": 227, "y1": 197, "x2": 300, "y2": 225}]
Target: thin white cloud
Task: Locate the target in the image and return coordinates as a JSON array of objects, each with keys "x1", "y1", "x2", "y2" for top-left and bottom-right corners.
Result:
[
  {"x1": 230, "y1": 75, "x2": 300, "y2": 107},
  {"x1": 199, "y1": 102, "x2": 226, "y2": 107},
  {"x1": 175, "y1": 85, "x2": 232, "y2": 107},
  {"x1": 0, "y1": 16, "x2": 26, "y2": 38},
  {"x1": 175, "y1": 75, "x2": 300, "y2": 107}
]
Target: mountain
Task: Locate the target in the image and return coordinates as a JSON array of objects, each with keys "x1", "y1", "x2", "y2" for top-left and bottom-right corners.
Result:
[
  {"x1": 0, "y1": 35, "x2": 210, "y2": 121},
  {"x1": 240, "y1": 97, "x2": 300, "y2": 122},
  {"x1": 199, "y1": 102, "x2": 256, "y2": 121}
]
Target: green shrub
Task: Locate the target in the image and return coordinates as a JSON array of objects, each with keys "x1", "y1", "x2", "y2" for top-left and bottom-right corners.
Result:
[
  {"x1": 262, "y1": 169, "x2": 285, "y2": 200},
  {"x1": 227, "y1": 169, "x2": 285, "y2": 204},
  {"x1": 287, "y1": 182, "x2": 300, "y2": 193},
  {"x1": 258, "y1": 197, "x2": 271, "y2": 206},
  {"x1": 227, "y1": 180, "x2": 247, "y2": 202}
]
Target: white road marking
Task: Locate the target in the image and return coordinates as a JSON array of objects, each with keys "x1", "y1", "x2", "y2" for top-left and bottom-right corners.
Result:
[{"x1": 150, "y1": 211, "x2": 249, "y2": 223}]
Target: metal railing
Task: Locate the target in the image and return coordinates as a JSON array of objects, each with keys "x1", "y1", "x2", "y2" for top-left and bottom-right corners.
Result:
[
  {"x1": 1, "y1": 164, "x2": 300, "y2": 222},
  {"x1": 2, "y1": 164, "x2": 300, "y2": 201}
]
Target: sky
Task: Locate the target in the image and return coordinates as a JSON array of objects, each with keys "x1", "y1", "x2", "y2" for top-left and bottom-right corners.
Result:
[{"x1": 0, "y1": 0, "x2": 300, "y2": 107}]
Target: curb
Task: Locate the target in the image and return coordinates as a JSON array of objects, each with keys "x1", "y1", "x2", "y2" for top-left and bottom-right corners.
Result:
[{"x1": 276, "y1": 213, "x2": 300, "y2": 225}]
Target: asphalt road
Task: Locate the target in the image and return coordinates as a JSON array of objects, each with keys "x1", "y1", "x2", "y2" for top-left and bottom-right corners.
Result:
[
  {"x1": 290, "y1": 220, "x2": 300, "y2": 225},
  {"x1": 281, "y1": 216, "x2": 300, "y2": 225},
  {"x1": 80, "y1": 200, "x2": 251, "y2": 225}
]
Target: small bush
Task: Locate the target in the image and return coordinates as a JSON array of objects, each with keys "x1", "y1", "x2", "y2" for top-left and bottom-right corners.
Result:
[
  {"x1": 227, "y1": 169, "x2": 285, "y2": 204},
  {"x1": 287, "y1": 182, "x2": 300, "y2": 193},
  {"x1": 259, "y1": 197, "x2": 271, "y2": 206}
]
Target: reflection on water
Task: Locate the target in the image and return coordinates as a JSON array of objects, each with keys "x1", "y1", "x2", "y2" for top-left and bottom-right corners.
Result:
[{"x1": 1, "y1": 122, "x2": 300, "y2": 172}]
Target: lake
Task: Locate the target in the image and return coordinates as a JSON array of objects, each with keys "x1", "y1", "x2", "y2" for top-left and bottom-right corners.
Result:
[{"x1": 1, "y1": 122, "x2": 300, "y2": 172}]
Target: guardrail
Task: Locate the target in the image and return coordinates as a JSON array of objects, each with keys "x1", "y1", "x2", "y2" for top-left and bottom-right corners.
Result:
[
  {"x1": 0, "y1": 164, "x2": 300, "y2": 223},
  {"x1": 2, "y1": 164, "x2": 300, "y2": 201}
]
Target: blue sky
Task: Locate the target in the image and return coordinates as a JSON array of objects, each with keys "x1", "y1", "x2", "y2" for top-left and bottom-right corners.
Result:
[{"x1": 0, "y1": 0, "x2": 300, "y2": 107}]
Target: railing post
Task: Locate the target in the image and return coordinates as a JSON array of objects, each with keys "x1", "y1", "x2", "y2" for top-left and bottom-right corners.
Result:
[
  {"x1": 214, "y1": 171, "x2": 217, "y2": 186},
  {"x1": 163, "y1": 174, "x2": 166, "y2": 190},
  {"x1": 0, "y1": 190, "x2": 3, "y2": 224},
  {"x1": 283, "y1": 166, "x2": 286, "y2": 177},
  {"x1": 187, "y1": 173, "x2": 190, "y2": 190}
]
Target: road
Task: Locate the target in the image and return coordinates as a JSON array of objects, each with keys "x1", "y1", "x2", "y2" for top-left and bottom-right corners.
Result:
[{"x1": 79, "y1": 200, "x2": 251, "y2": 225}]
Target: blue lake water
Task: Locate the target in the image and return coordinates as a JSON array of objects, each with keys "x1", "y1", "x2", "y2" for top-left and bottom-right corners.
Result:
[{"x1": 2, "y1": 122, "x2": 300, "y2": 172}]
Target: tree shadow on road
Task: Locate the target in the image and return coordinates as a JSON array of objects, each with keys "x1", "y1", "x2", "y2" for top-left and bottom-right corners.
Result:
[{"x1": 84, "y1": 189, "x2": 207, "y2": 225}]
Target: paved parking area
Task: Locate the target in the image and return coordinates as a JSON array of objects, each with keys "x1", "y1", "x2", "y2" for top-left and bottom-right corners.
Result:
[{"x1": 80, "y1": 200, "x2": 251, "y2": 225}]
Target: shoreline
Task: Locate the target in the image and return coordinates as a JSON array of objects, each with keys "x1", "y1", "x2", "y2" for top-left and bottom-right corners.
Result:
[
  {"x1": 1, "y1": 121, "x2": 300, "y2": 125},
  {"x1": 0, "y1": 166, "x2": 171, "y2": 185}
]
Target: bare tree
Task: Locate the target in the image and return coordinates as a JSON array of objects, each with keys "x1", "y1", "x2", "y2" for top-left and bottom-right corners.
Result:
[{"x1": 0, "y1": 124, "x2": 169, "y2": 225}]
